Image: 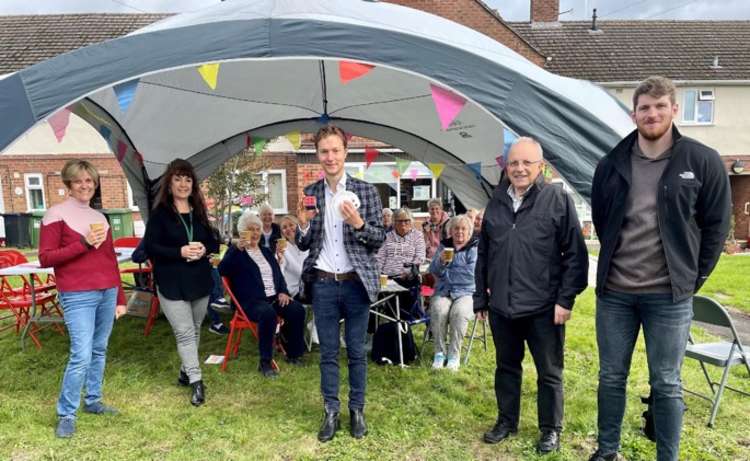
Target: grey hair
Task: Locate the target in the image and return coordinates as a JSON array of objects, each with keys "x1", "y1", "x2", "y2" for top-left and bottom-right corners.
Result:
[
  {"x1": 448, "y1": 214, "x2": 473, "y2": 235},
  {"x1": 237, "y1": 210, "x2": 262, "y2": 232},
  {"x1": 258, "y1": 203, "x2": 274, "y2": 215},
  {"x1": 382, "y1": 208, "x2": 393, "y2": 217},
  {"x1": 393, "y1": 207, "x2": 413, "y2": 221},
  {"x1": 510, "y1": 136, "x2": 544, "y2": 159},
  {"x1": 427, "y1": 198, "x2": 443, "y2": 209}
]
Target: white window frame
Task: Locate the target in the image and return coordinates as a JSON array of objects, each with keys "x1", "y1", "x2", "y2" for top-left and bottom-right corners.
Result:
[
  {"x1": 24, "y1": 173, "x2": 46, "y2": 211},
  {"x1": 257, "y1": 169, "x2": 288, "y2": 214},
  {"x1": 126, "y1": 183, "x2": 139, "y2": 211},
  {"x1": 681, "y1": 88, "x2": 715, "y2": 125}
]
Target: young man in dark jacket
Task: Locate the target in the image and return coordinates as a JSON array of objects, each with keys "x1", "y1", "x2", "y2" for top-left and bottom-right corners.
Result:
[
  {"x1": 475, "y1": 137, "x2": 588, "y2": 454},
  {"x1": 588, "y1": 76, "x2": 731, "y2": 461}
]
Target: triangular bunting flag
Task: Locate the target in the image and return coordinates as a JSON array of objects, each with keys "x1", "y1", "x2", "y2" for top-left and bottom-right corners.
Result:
[
  {"x1": 245, "y1": 133, "x2": 252, "y2": 149},
  {"x1": 409, "y1": 168, "x2": 418, "y2": 181},
  {"x1": 99, "y1": 126, "x2": 112, "y2": 141},
  {"x1": 427, "y1": 163, "x2": 445, "y2": 179},
  {"x1": 253, "y1": 138, "x2": 267, "y2": 156},
  {"x1": 113, "y1": 79, "x2": 139, "y2": 113},
  {"x1": 430, "y1": 84, "x2": 466, "y2": 130},
  {"x1": 317, "y1": 170, "x2": 325, "y2": 180},
  {"x1": 365, "y1": 147, "x2": 379, "y2": 169},
  {"x1": 495, "y1": 155, "x2": 506, "y2": 169},
  {"x1": 391, "y1": 169, "x2": 401, "y2": 179},
  {"x1": 354, "y1": 170, "x2": 365, "y2": 180},
  {"x1": 134, "y1": 150, "x2": 144, "y2": 166},
  {"x1": 48, "y1": 108, "x2": 72, "y2": 143},
  {"x1": 395, "y1": 158, "x2": 410, "y2": 175},
  {"x1": 543, "y1": 163, "x2": 553, "y2": 179},
  {"x1": 198, "y1": 63, "x2": 220, "y2": 90},
  {"x1": 116, "y1": 140, "x2": 128, "y2": 162},
  {"x1": 286, "y1": 131, "x2": 301, "y2": 150},
  {"x1": 339, "y1": 61, "x2": 375, "y2": 84},
  {"x1": 503, "y1": 129, "x2": 517, "y2": 157},
  {"x1": 345, "y1": 131, "x2": 353, "y2": 142},
  {"x1": 466, "y1": 162, "x2": 482, "y2": 180}
]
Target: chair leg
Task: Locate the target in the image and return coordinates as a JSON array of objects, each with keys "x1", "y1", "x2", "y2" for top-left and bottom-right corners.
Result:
[
  {"x1": 698, "y1": 361, "x2": 716, "y2": 395},
  {"x1": 221, "y1": 325, "x2": 236, "y2": 372},
  {"x1": 463, "y1": 317, "x2": 479, "y2": 366},
  {"x1": 482, "y1": 318, "x2": 488, "y2": 352},
  {"x1": 233, "y1": 330, "x2": 243, "y2": 357},
  {"x1": 707, "y1": 364, "x2": 732, "y2": 427}
]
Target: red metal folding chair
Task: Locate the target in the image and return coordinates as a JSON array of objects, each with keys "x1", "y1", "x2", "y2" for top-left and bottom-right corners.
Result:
[
  {"x1": 114, "y1": 237, "x2": 152, "y2": 290},
  {"x1": 143, "y1": 259, "x2": 160, "y2": 336},
  {"x1": 220, "y1": 276, "x2": 284, "y2": 372}
]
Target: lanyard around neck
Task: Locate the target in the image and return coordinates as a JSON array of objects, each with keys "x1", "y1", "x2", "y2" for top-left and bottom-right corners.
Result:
[{"x1": 177, "y1": 210, "x2": 194, "y2": 242}]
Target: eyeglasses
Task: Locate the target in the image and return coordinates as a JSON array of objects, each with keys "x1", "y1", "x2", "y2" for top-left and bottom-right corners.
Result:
[{"x1": 507, "y1": 160, "x2": 542, "y2": 168}]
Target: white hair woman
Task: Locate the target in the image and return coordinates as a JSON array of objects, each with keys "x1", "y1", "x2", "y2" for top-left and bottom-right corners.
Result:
[
  {"x1": 428, "y1": 214, "x2": 478, "y2": 371},
  {"x1": 218, "y1": 210, "x2": 306, "y2": 377},
  {"x1": 258, "y1": 203, "x2": 282, "y2": 253}
]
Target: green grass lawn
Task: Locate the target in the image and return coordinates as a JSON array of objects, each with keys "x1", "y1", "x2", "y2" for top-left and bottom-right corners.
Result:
[
  {"x1": 2, "y1": 288, "x2": 750, "y2": 460},
  {"x1": 698, "y1": 254, "x2": 750, "y2": 314}
]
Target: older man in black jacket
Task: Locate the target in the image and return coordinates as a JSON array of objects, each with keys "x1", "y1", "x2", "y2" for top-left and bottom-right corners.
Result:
[
  {"x1": 588, "y1": 76, "x2": 730, "y2": 461},
  {"x1": 475, "y1": 137, "x2": 588, "y2": 454}
]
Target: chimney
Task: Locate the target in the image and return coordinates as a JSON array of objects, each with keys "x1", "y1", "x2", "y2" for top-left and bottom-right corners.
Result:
[{"x1": 530, "y1": 0, "x2": 560, "y2": 23}]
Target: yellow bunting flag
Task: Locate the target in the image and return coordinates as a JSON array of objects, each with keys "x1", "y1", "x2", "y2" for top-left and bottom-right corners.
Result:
[
  {"x1": 354, "y1": 170, "x2": 365, "y2": 180},
  {"x1": 427, "y1": 163, "x2": 445, "y2": 179},
  {"x1": 198, "y1": 63, "x2": 220, "y2": 90},
  {"x1": 286, "y1": 131, "x2": 301, "y2": 150}
]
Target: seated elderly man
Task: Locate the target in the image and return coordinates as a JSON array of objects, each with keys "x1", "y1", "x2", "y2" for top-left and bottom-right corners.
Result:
[
  {"x1": 382, "y1": 208, "x2": 394, "y2": 234},
  {"x1": 429, "y1": 214, "x2": 478, "y2": 371},
  {"x1": 375, "y1": 208, "x2": 425, "y2": 315},
  {"x1": 218, "y1": 210, "x2": 306, "y2": 378}
]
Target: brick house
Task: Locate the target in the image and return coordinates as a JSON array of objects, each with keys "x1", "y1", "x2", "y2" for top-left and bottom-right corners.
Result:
[{"x1": 0, "y1": 1, "x2": 747, "y2": 242}]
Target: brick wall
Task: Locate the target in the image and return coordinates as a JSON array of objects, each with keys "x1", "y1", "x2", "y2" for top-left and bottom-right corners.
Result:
[
  {"x1": 387, "y1": 0, "x2": 546, "y2": 66},
  {"x1": 0, "y1": 154, "x2": 131, "y2": 213},
  {"x1": 530, "y1": 0, "x2": 560, "y2": 23}
]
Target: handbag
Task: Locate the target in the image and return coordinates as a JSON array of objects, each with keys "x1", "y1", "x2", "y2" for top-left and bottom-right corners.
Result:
[{"x1": 126, "y1": 288, "x2": 154, "y2": 318}]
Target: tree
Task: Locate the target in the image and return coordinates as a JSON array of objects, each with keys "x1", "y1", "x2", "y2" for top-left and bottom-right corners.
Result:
[{"x1": 204, "y1": 148, "x2": 270, "y2": 238}]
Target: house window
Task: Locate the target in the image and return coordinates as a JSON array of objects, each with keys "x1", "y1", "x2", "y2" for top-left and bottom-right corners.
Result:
[
  {"x1": 345, "y1": 161, "x2": 435, "y2": 215},
  {"x1": 256, "y1": 169, "x2": 287, "y2": 214},
  {"x1": 127, "y1": 183, "x2": 139, "y2": 210},
  {"x1": 682, "y1": 89, "x2": 714, "y2": 124},
  {"x1": 24, "y1": 174, "x2": 46, "y2": 211}
]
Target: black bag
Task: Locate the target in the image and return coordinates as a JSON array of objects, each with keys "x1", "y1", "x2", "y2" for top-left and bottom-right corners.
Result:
[{"x1": 371, "y1": 321, "x2": 417, "y2": 365}]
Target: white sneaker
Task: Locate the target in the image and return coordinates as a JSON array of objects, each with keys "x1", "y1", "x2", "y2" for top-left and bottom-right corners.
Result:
[
  {"x1": 446, "y1": 356, "x2": 460, "y2": 371},
  {"x1": 432, "y1": 352, "x2": 446, "y2": 369}
]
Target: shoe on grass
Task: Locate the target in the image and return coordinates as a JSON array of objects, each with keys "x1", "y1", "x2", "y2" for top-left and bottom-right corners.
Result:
[
  {"x1": 208, "y1": 322, "x2": 229, "y2": 335},
  {"x1": 55, "y1": 416, "x2": 76, "y2": 438},
  {"x1": 445, "y1": 356, "x2": 460, "y2": 371},
  {"x1": 83, "y1": 401, "x2": 119, "y2": 415},
  {"x1": 432, "y1": 352, "x2": 446, "y2": 369},
  {"x1": 259, "y1": 360, "x2": 279, "y2": 378}
]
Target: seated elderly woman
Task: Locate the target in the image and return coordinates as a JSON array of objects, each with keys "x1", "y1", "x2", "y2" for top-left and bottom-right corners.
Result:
[
  {"x1": 428, "y1": 214, "x2": 478, "y2": 371},
  {"x1": 375, "y1": 208, "x2": 425, "y2": 314},
  {"x1": 218, "y1": 211, "x2": 306, "y2": 377}
]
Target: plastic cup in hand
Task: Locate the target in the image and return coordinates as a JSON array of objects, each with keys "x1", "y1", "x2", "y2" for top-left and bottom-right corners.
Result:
[
  {"x1": 379, "y1": 274, "x2": 388, "y2": 289},
  {"x1": 442, "y1": 247, "x2": 454, "y2": 263},
  {"x1": 277, "y1": 238, "x2": 287, "y2": 251}
]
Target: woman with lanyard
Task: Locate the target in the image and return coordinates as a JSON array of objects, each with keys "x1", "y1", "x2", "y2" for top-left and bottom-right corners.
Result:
[{"x1": 144, "y1": 159, "x2": 219, "y2": 406}]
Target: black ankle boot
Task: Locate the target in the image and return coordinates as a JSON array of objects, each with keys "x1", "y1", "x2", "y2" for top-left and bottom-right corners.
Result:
[
  {"x1": 177, "y1": 370, "x2": 189, "y2": 387},
  {"x1": 190, "y1": 380, "x2": 205, "y2": 406},
  {"x1": 350, "y1": 408, "x2": 368, "y2": 439},
  {"x1": 317, "y1": 409, "x2": 340, "y2": 442}
]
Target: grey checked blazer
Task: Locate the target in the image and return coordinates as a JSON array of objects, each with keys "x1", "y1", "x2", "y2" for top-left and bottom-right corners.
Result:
[{"x1": 296, "y1": 175, "x2": 385, "y2": 302}]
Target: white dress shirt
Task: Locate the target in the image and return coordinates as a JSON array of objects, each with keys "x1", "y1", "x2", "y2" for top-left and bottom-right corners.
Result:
[{"x1": 300, "y1": 174, "x2": 354, "y2": 274}]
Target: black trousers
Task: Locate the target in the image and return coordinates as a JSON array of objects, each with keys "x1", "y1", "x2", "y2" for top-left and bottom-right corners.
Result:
[
  {"x1": 241, "y1": 297, "x2": 306, "y2": 362},
  {"x1": 489, "y1": 308, "x2": 565, "y2": 431}
]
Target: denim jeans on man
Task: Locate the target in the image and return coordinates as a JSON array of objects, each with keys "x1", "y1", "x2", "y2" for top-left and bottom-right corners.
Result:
[
  {"x1": 596, "y1": 290, "x2": 693, "y2": 461},
  {"x1": 313, "y1": 278, "x2": 370, "y2": 412},
  {"x1": 57, "y1": 287, "x2": 117, "y2": 418}
]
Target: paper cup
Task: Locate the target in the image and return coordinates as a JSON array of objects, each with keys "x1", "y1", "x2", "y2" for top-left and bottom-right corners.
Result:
[
  {"x1": 277, "y1": 238, "x2": 287, "y2": 251},
  {"x1": 239, "y1": 231, "x2": 251, "y2": 241},
  {"x1": 89, "y1": 222, "x2": 105, "y2": 233}
]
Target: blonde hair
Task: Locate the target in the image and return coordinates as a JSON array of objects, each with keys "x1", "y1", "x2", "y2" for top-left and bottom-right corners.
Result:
[{"x1": 61, "y1": 159, "x2": 99, "y2": 188}]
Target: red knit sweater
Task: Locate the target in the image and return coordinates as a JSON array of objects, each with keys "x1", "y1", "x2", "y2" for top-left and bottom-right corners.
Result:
[{"x1": 39, "y1": 217, "x2": 126, "y2": 305}]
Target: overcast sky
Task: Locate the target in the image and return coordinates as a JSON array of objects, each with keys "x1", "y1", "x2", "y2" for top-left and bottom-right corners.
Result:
[{"x1": 0, "y1": 0, "x2": 748, "y2": 20}]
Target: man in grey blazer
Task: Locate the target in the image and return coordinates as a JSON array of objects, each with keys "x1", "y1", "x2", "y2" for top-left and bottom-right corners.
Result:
[{"x1": 296, "y1": 125, "x2": 385, "y2": 442}]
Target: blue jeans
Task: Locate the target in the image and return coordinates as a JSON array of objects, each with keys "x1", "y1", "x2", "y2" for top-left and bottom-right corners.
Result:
[
  {"x1": 596, "y1": 290, "x2": 693, "y2": 461},
  {"x1": 313, "y1": 278, "x2": 370, "y2": 412},
  {"x1": 57, "y1": 287, "x2": 118, "y2": 418}
]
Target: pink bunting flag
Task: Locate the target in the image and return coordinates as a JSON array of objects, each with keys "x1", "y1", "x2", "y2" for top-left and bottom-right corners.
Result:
[
  {"x1": 48, "y1": 108, "x2": 72, "y2": 143},
  {"x1": 365, "y1": 147, "x2": 379, "y2": 169},
  {"x1": 134, "y1": 150, "x2": 144, "y2": 166},
  {"x1": 430, "y1": 84, "x2": 466, "y2": 130},
  {"x1": 246, "y1": 134, "x2": 252, "y2": 149},
  {"x1": 317, "y1": 170, "x2": 325, "y2": 180},
  {"x1": 116, "y1": 140, "x2": 128, "y2": 162},
  {"x1": 409, "y1": 168, "x2": 418, "y2": 181},
  {"x1": 391, "y1": 169, "x2": 400, "y2": 179},
  {"x1": 339, "y1": 61, "x2": 375, "y2": 84},
  {"x1": 495, "y1": 155, "x2": 506, "y2": 169}
]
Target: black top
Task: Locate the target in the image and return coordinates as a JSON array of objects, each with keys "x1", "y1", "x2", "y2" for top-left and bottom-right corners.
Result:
[
  {"x1": 144, "y1": 204, "x2": 219, "y2": 301},
  {"x1": 260, "y1": 222, "x2": 282, "y2": 253},
  {"x1": 218, "y1": 245, "x2": 289, "y2": 307},
  {"x1": 592, "y1": 125, "x2": 731, "y2": 302}
]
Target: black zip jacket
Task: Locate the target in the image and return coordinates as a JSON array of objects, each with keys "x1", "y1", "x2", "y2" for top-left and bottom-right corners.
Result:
[
  {"x1": 591, "y1": 126, "x2": 731, "y2": 302},
  {"x1": 474, "y1": 175, "x2": 589, "y2": 318}
]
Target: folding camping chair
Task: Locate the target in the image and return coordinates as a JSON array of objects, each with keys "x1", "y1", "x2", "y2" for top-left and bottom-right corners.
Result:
[
  {"x1": 683, "y1": 295, "x2": 750, "y2": 427},
  {"x1": 114, "y1": 237, "x2": 152, "y2": 290},
  {"x1": 220, "y1": 276, "x2": 284, "y2": 372},
  {"x1": 142, "y1": 259, "x2": 160, "y2": 336},
  {"x1": 463, "y1": 315, "x2": 489, "y2": 366}
]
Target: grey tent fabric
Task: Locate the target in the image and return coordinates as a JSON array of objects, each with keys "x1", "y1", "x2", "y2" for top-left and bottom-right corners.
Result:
[{"x1": 0, "y1": 0, "x2": 633, "y2": 212}]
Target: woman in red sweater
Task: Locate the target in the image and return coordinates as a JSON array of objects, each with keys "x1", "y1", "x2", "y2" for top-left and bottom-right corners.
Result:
[{"x1": 38, "y1": 160, "x2": 126, "y2": 439}]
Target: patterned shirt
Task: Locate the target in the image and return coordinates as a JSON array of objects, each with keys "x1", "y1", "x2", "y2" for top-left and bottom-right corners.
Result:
[
  {"x1": 507, "y1": 183, "x2": 534, "y2": 212},
  {"x1": 247, "y1": 247, "x2": 276, "y2": 297},
  {"x1": 376, "y1": 229, "x2": 426, "y2": 276}
]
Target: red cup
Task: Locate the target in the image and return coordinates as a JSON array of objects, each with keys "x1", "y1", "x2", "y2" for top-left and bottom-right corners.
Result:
[{"x1": 303, "y1": 195, "x2": 317, "y2": 210}]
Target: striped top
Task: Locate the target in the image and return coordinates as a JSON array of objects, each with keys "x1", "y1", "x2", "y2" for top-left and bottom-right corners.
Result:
[{"x1": 247, "y1": 247, "x2": 276, "y2": 297}]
